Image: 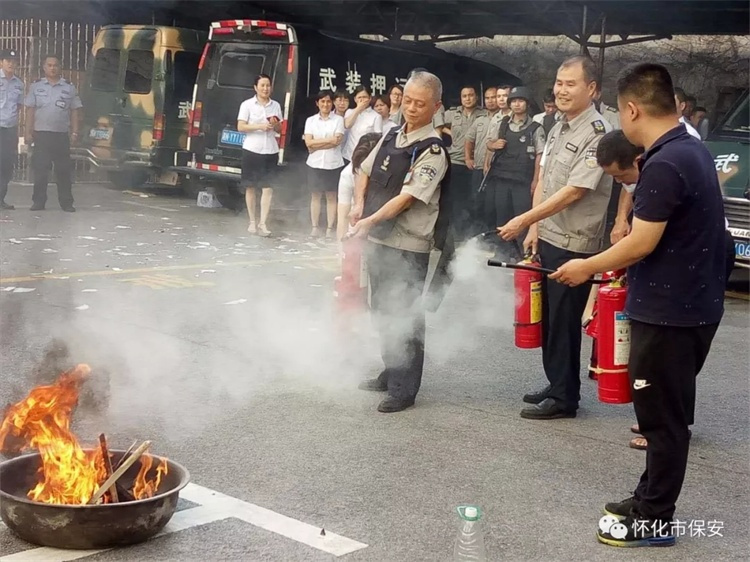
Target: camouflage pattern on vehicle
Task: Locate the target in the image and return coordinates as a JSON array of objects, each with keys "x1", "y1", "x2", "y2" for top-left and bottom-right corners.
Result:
[
  {"x1": 704, "y1": 89, "x2": 750, "y2": 269},
  {"x1": 72, "y1": 25, "x2": 206, "y2": 188}
]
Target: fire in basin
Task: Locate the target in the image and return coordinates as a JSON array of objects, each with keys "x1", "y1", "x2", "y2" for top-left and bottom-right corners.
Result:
[{"x1": 0, "y1": 364, "x2": 190, "y2": 549}]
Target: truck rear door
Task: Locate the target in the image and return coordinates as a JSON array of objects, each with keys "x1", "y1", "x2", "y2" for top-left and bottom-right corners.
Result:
[
  {"x1": 86, "y1": 28, "x2": 158, "y2": 154},
  {"x1": 189, "y1": 22, "x2": 297, "y2": 170}
]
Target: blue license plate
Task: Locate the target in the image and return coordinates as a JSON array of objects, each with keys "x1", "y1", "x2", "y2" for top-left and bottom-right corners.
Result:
[
  {"x1": 220, "y1": 129, "x2": 245, "y2": 146},
  {"x1": 735, "y1": 240, "x2": 750, "y2": 260}
]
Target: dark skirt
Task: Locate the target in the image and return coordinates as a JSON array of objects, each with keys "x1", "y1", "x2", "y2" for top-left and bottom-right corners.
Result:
[
  {"x1": 241, "y1": 150, "x2": 278, "y2": 188},
  {"x1": 306, "y1": 165, "x2": 343, "y2": 193}
]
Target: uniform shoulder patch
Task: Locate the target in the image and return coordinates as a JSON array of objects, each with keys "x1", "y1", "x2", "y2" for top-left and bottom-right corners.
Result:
[
  {"x1": 416, "y1": 165, "x2": 438, "y2": 182},
  {"x1": 592, "y1": 120, "x2": 606, "y2": 134},
  {"x1": 584, "y1": 146, "x2": 598, "y2": 168},
  {"x1": 605, "y1": 106, "x2": 618, "y2": 113},
  {"x1": 430, "y1": 143, "x2": 442, "y2": 154}
]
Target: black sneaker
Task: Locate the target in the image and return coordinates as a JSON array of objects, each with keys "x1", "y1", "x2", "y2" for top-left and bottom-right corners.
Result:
[
  {"x1": 61, "y1": 206, "x2": 76, "y2": 213},
  {"x1": 30, "y1": 204, "x2": 45, "y2": 211},
  {"x1": 604, "y1": 496, "x2": 636, "y2": 519},
  {"x1": 0, "y1": 201, "x2": 14, "y2": 210},
  {"x1": 597, "y1": 512, "x2": 675, "y2": 548}
]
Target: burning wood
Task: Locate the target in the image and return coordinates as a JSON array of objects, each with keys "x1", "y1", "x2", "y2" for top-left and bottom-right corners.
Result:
[
  {"x1": 0, "y1": 365, "x2": 167, "y2": 505},
  {"x1": 98, "y1": 433, "x2": 119, "y2": 503}
]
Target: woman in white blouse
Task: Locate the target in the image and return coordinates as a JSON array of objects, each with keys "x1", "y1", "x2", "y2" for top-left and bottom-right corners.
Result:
[
  {"x1": 336, "y1": 132, "x2": 382, "y2": 242},
  {"x1": 236, "y1": 74, "x2": 282, "y2": 237},
  {"x1": 372, "y1": 95, "x2": 396, "y2": 136},
  {"x1": 387, "y1": 84, "x2": 403, "y2": 123},
  {"x1": 303, "y1": 91, "x2": 345, "y2": 238},
  {"x1": 342, "y1": 86, "x2": 382, "y2": 163}
]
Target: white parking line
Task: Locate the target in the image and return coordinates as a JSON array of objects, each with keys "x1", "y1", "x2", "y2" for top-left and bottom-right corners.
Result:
[
  {"x1": 181, "y1": 483, "x2": 368, "y2": 556},
  {"x1": 121, "y1": 200, "x2": 180, "y2": 212},
  {"x1": 0, "y1": 483, "x2": 367, "y2": 560}
]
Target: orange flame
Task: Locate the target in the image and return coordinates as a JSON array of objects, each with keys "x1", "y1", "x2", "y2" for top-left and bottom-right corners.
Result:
[
  {"x1": 0, "y1": 364, "x2": 165, "y2": 505},
  {"x1": 133, "y1": 454, "x2": 169, "y2": 500}
]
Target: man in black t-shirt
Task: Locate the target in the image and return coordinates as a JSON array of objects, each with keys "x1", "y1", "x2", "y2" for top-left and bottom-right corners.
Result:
[{"x1": 552, "y1": 63, "x2": 726, "y2": 548}]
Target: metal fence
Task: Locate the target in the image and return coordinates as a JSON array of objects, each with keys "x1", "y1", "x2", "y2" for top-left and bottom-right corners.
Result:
[{"x1": 0, "y1": 19, "x2": 101, "y2": 182}]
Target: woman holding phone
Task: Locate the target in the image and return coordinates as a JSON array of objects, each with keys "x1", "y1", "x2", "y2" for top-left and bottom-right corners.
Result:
[{"x1": 237, "y1": 74, "x2": 283, "y2": 236}]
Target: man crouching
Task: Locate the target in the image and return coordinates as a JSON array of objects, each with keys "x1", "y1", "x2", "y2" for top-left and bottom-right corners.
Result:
[{"x1": 348, "y1": 71, "x2": 449, "y2": 413}]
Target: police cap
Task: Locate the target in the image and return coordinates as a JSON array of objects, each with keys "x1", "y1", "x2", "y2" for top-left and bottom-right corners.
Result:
[
  {"x1": 508, "y1": 86, "x2": 532, "y2": 103},
  {"x1": 0, "y1": 49, "x2": 19, "y2": 60}
]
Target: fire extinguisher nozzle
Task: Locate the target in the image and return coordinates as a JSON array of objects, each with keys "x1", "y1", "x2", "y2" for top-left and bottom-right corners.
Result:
[{"x1": 487, "y1": 259, "x2": 507, "y2": 268}]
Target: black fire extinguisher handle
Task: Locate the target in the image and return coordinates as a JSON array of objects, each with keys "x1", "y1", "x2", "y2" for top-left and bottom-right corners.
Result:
[
  {"x1": 486, "y1": 259, "x2": 610, "y2": 284},
  {"x1": 487, "y1": 259, "x2": 556, "y2": 275}
]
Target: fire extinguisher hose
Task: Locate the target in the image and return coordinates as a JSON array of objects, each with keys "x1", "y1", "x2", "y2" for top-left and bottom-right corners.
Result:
[{"x1": 486, "y1": 259, "x2": 609, "y2": 284}]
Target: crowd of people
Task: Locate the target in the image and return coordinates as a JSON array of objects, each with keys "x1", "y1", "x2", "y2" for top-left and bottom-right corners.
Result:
[
  {"x1": 1, "y1": 44, "x2": 735, "y2": 550},
  {"x1": 238, "y1": 55, "x2": 729, "y2": 549}
]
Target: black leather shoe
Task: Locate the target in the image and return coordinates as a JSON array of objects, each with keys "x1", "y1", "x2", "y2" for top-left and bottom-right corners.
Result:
[
  {"x1": 30, "y1": 204, "x2": 45, "y2": 211},
  {"x1": 522, "y1": 384, "x2": 552, "y2": 404},
  {"x1": 604, "y1": 495, "x2": 636, "y2": 519},
  {"x1": 520, "y1": 398, "x2": 576, "y2": 420},
  {"x1": 61, "y1": 206, "x2": 76, "y2": 212},
  {"x1": 358, "y1": 378, "x2": 387, "y2": 392},
  {"x1": 0, "y1": 202, "x2": 14, "y2": 210},
  {"x1": 377, "y1": 396, "x2": 415, "y2": 413}
]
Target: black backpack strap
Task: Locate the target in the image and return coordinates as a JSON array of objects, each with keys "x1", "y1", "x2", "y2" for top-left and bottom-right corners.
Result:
[{"x1": 498, "y1": 115, "x2": 511, "y2": 139}]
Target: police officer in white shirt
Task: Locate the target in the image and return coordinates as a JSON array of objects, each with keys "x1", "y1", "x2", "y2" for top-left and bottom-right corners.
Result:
[
  {"x1": 237, "y1": 73, "x2": 283, "y2": 237},
  {"x1": 0, "y1": 49, "x2": 24, "y2": 209},
  {"x1": 24, "y1": 54, "x2": 82, "y2": 212},
  {"x1": 304, "y1": 90, "x2": 346, "y2": 238}
]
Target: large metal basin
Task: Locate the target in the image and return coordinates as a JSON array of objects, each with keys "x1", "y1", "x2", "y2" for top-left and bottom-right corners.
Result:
[{"x1": 0, "y1": 449, "x2": 190, "y2": 549}]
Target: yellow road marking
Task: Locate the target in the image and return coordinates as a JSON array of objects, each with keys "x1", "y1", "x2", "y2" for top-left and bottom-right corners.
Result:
[
  {"x1": 120, "y1": 273, "x2": 215, "y2": 290},
  {"x1": 0, "y1": 255, "x2": 337, "y2": 284}
]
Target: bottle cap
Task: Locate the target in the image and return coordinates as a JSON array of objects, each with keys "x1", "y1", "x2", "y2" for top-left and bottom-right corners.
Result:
[{"x1": 459, "y1": 505, "x2": 481, "y2": 521}]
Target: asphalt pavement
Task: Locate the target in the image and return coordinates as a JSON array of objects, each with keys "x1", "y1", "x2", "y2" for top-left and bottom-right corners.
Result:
[{"x1": 1, "y1": 183, "x2": 748, "y2": 561}]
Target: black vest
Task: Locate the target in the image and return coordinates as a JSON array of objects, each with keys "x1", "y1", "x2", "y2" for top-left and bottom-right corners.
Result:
[
  {"x1": 362, "y1": 128, "x2": 451, "y2": 247},
  {"x1": 489, "y1": 117, "x2": 540, "y2": 184},
  {"x1": 542, "y1": 113, "x2": 556, "y2": 135}
]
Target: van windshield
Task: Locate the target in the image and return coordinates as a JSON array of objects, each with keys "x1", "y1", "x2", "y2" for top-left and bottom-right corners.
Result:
[
  {"x1": 720, "y1": 94, "x2": 749, "y2": 134},
  {"x1": 217, "y1": 48, "x2": 275, "y2": 89}
]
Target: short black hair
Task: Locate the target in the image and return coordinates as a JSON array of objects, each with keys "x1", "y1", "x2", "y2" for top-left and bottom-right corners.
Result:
[
  {"x1": 43, "y1": 53, "x2": 61, "y2": 64},
  {"x1": 351, "y1": 133, "x2": 381, "y2": 173},
  {"x1": 542, "y1": 89, "x2": 555, "y2": 104},
  {"x1": 460, "y1": 85, "x2": 477, "y2": 95},
  {"x1": 692, "y1": 106, "x2": 707, "y2": 114},
  {"x1": 559, "y1": 55, "x2": 597, "y2": 85},
  {"x1": 616, "y1": 63, "x2": 676, "y2": 117},
  {"x1": 333, "y1": 88, "x2": 349, "y2": 100},
  {"x1": 596, "y1": 130, "x2": 644, "y2": 170},
  {"x1": 497, "y1": 84, "x2": 512, "y2": 91},
  {"x1": 352, "y1": 85, "x2": 371, "y2": 97},
  {"x1": 254, "y1": 73, "x2": 271, "y2": 86},
  {"x1": 316, "y1": 90, "x2": 334, "y2": 102},
  {"x1": 372, "y1": 94, "x2": 390, "y2": 109},
  {"x1": 673, "y1": 87, "x2": 687, "y2": 103}
]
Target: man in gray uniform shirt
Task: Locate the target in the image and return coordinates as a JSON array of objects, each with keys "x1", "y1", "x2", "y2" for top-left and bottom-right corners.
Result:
[
  {"x1": 0, "y1": 49, "x2": 24, "y2": 209},
  {"x1": 443, "y1": 86, "x2": 487, "y2": 242},
  {"x1": 25, "y1": 54, "x2": 82, "y2": 212},
  {"x1": 498, "y1": 55, "x2": 613, "y2": 420}
]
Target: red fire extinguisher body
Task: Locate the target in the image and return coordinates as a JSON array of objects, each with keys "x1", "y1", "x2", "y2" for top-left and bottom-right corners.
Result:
[
  {"x1": 334, "y1": 237, "x2": 367, "y2": 314},
  {"x1": 596, "y1": 282, "x2": 632, "y2": 404},
  {"x1": 514, "y1": 261, "x2": 543, "y2": 349}
]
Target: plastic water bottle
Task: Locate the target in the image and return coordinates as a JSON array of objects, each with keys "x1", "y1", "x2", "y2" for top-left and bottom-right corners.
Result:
[{"x1": 453, "y1": 505, "x2": 487, "y2": 561}]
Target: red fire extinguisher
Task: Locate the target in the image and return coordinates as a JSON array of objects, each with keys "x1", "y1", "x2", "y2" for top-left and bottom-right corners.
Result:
[
  {"x1": 593, "y1": 273, "x2": 632, "y2": 404},
  {"x1": 333, "y1": 236, "x2": 367, "y2": 315},
  {"x1": 513, "y1": 257, "x2": 543, "y2": 349}
]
